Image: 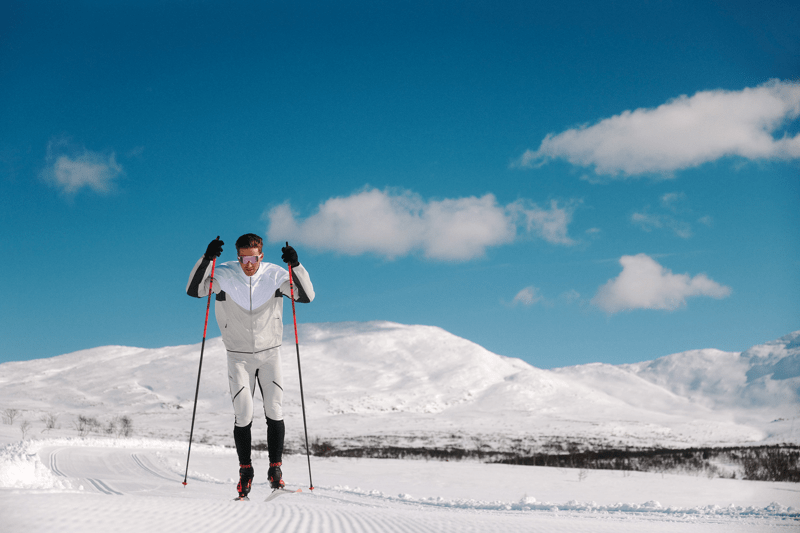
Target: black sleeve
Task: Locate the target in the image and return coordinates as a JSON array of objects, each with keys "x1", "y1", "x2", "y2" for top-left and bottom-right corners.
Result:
[
  {"x1": 288, "y1": 275, "x2": 311, "y2": 304},
  {"x1": 187, "y1": 257, "x2": 211, "y2": 298}
]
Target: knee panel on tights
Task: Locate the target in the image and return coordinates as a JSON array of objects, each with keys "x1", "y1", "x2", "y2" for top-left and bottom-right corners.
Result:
[
  {"x1": 231, "y1": 385, "x2": 254, "y2": 427},
  {"x1": 258, "y1": 378, "x2": 284, "y2": 421}
]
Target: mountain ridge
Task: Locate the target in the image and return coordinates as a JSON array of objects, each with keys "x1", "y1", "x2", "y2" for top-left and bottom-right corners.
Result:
[{"x1": 0, "y1": 321, "x2": 797, "y2": 451}]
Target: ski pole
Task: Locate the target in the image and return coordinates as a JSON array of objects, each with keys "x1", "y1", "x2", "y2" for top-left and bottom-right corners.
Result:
[
  {"x1": 183, "y1": 237, "x2": 218, "y2": 486},
  {"x1": 287, "y1": 242, "x2": 314, "y2": 491}
]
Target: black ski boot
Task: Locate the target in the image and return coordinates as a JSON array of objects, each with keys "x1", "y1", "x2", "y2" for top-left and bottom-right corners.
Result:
[
  {"x1": 236, "y1": 464, "x2": 254, "y2": 500},
  {"x1": 268, "y1": 462, "x2": 284, "y2": 489}
]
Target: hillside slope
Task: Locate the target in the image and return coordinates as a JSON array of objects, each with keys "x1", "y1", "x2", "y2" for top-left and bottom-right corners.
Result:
[{"x1": 0, "y1": 322, "x2": 797, "y2": 450}]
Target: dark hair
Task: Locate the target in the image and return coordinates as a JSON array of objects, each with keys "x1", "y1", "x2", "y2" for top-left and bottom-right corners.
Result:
[{"x1": 235, "y1": 233, "x2": 263, "y2": 253}]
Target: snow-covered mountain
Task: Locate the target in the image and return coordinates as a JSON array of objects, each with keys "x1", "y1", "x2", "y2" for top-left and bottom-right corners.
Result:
[{"x1": 0, "y1": 322, "x2": 797, "y2": 451}]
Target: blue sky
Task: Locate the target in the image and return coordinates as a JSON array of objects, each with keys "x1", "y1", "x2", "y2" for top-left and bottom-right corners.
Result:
[{"x1": 1, "y1": 0, "x2": 798, "y2": 368}]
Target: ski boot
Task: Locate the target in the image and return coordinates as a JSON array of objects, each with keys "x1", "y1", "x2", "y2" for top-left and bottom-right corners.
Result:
[
  {"x1": 268, "y1": 462, "x2": 285, "y2": 489},
  {"x1": 236, "y1": 464, "x2": 254, "y2": 500}
]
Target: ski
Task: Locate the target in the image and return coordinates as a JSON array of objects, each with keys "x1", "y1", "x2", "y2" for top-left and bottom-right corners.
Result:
[
  {"x1": 264, "y1": 487, "x2": 302, "y2": 502},
  {"x1": 233, "y1": 495, "x2": 250, "y2": 501}
]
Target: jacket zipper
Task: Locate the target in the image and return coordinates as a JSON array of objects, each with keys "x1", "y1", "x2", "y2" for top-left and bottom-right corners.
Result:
[{"x1": 250, "y1": 276, "x2": 255, "y2": 356}]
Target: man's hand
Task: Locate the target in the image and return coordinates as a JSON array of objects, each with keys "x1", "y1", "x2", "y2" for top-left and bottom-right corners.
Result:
[
  {"x1": 204, "y1": 237, "x2": 224, "y2": 260},
  {"x1": 281, "y1": 244, "x2": 299, "y2": 268}
]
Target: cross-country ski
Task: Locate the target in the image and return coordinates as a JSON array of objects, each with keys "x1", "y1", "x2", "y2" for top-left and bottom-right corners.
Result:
[{"x1": 264, "y1": 487, "x2": 303, "y2": 502}]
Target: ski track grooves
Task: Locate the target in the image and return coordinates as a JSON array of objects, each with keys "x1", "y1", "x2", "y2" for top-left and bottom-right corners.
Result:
[
  {"x1": 25, "y1": 445, "x2": 795, "y2": 533},
  {"x1": 273, "y1": 495, "x2": 521, "y2": 533},
  {"x1": 86, "y1": 478, "x2": 122, "y2": 496},
  {"x1": 269, "y1": 502, "x2": 404, "y2": 533},
  {"x1": 49, "y1": 449, "x2": 66, "y2": 477},
  {"x1": 45, "y1": 447, "x2": 181, "y2": 496},
  {"x1": 131, "y1": 453, "x2": 180, "y2": 482},
  {"x1": 39, "y1": 447, "x2": 527, "y2": 532}
]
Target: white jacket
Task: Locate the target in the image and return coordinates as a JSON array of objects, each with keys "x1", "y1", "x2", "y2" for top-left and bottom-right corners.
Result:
[{"x1": 186, "y1": 256, "x2": 315, "y2": 354}]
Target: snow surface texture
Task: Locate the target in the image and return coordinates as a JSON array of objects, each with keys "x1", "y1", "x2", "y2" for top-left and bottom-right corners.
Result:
[
  {"x1": 1, "y1": 322, "x2": 799, "y2": 531},
  {"x1": 0, "y1": 322, "x2": 797, "y2": 452},
  {"x1": 0, "y1": 437, "x2": 797, "y2": 532}
]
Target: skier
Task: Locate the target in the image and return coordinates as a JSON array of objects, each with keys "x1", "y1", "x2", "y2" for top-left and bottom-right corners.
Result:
[{"x1": 186, "y1": 234, "x2": 315, "y2": 500}]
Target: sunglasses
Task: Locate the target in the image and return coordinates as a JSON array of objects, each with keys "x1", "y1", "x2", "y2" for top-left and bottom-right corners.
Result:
[{"x1": 238, "y1": 255, "x2": 261, "y2": 265}]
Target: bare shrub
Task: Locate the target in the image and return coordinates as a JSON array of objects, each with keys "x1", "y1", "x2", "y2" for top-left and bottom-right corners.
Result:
[
  {"x1": 40, "y1": 413, "x2": 59, "y2": 431},
  {"x1": 2, "y1": 408, "x2": 21, "y2": 425},
  {"x1": 74, "y1": 415, "x2": 101, "y2": 437},
  {"x1": 20, "y1": 420, "x2": 32, "y2": 439},
  {"x1": 117, "y1": 416, "x2": 133, "y2": 437}
]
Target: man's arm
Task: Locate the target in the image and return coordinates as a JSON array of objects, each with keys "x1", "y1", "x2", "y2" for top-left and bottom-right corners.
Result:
[
  {"x1": 279, "y1": 263, "x2": 315, "y2": 303},
  {"x1": 187, "y1": 238, "x2": 224, "y2": 298},
  {"x1": 186, "y1": 256, "x2": 214, "y2": 298}
]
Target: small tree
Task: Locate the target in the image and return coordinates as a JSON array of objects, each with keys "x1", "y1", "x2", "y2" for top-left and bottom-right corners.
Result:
[
  {"x1": 2, "y1": 408, "x2": 21, "y2": 425},
  {"x1": 117, "y1": 416, "x2": 133, "y2": 437},
  {"x1": 74, "y1": 415, "x2": 101, "y2": 436},
  {"x1": 40, "y1": 413, "x2": 59, "y2": 431},
  {"x1": 20, "y1": 420, "x2": 32, "y2": 439}
]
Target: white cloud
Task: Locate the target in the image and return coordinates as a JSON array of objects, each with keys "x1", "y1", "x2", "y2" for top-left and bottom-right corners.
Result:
[
  {"x1": 591, "y1": 254, "x2": 732, "y2": 313},
  {"x1": 698, "y1": 215, "x2": 714, "y2": 227},
  {"x1": 630, "y1": 212, "x2": 663, "y2": 232},
  {"x1": 660, "y1": 192, "x2": 686, "y2": 210},
  {"x1": 559, "y1": 289, "x2": 581, "y2": 304},
  {"x1": 631, "y1": 192, "x2": 705, "y2": 239},
  {"x1": 631, "y1": 211, "x2": 693, "y2": 239},
  {"x1": 510, "y1": 199, "x2": 577, "y2": 245},
  {"x1": 265, "y1": 188, "x2": 577, "y2": 261},
  {"x1": 518, "y1": 79, "x2": 800, "y2": 177},
  {"x1": 512, "y1": 286, "x2": 544, "y2": 306},
  {"x1": 41, "y1": 139, "x2": 123, "y2": 194}
]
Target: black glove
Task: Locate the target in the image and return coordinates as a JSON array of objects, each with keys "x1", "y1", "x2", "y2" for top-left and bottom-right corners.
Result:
[
  {"x1": 281, "y1": 244, "x2": 299, "y2": 268},
  {"x1": 204, "y1": 237, "x2": 224, "y2": 260}
]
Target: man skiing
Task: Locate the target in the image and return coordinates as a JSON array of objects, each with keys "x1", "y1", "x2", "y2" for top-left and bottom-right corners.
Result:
[{"x1": 186, "y1": 234, "x2": 315, "y2": 500}]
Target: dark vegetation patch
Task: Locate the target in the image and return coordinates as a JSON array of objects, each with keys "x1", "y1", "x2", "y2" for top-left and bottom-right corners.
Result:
[{"x1": 266, "y1": 439, "x2": 800, "y2": 482}]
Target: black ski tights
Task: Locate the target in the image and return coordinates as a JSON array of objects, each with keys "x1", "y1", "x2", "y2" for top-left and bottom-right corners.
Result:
[
  {"x1": 233, "y1": 422, "x2": 252, "y2": 465},
  {"x1": 266, "y1": 417, "x2": 285, "y2": 464},
  {"x1": 233, "y1": 419, "x2": 285, "y2": 465}
]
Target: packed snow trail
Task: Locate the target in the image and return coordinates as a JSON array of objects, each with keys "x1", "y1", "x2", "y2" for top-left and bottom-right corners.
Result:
[
  {"x1": 44, "y1": 445, "x2": 184, "y2": 495},
  {"x1": 4, "y1": 490, "x2": 797, "y2": 533},
  {"x1": 1, "y1": 438, "x2": 798, "y2": 533}
]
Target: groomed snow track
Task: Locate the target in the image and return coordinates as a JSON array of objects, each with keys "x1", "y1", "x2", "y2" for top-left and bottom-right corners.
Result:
[{"x1": 0, "y1": 440, "x2": 797, "y2": 533}]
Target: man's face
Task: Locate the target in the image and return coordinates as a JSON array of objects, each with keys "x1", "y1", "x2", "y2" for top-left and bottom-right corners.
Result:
[{"x1": 237, "y1": 247, "x2": 262, "y2": 277}]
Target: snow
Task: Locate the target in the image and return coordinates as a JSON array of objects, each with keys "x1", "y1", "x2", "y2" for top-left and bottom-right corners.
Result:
[
  {"x1": 1, "y1": 321, "x2": 798, "y2": 531},
  {"x1": 2, "y1": 321, "x2": 798, "y2": 451},
  {"x1": 1, "y1": 436, "x2": 797, "y2": 532}
]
